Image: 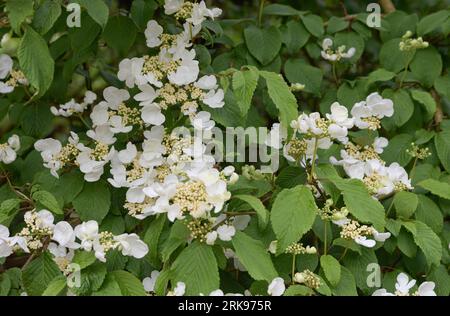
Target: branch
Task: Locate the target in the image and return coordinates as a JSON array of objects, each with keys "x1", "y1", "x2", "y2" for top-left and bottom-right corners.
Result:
[{"x1": 379, "y1": 0, "x2": 396, "y2": 13}]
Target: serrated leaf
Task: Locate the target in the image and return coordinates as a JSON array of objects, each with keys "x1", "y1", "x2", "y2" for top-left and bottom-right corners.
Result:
[
  {"x1": 32, "y1": 0, "x2": 62, "y2": 35},
  {"x1": 418, "y1": 179, "x2": 450, "y2": 200},
  {"x1": 32, "y1": 190, "x2": 63, "y2": 215},
  {"x1": 271, "y1": 185, "x2": 317, "y2": 252},
  {"x1": 232, "y1": 231, "x2": 277, "y2": 282},
  {"x1": 393, "y1": 191, "x2": 418, "y2": 219},
  {"x1": 233, "y1": 194, "x2": 269, "y2": 230},
  {"x1": 5, "y1": 0, "x2": 34, "y2": 33},
  {"x1": 111, "y1": 270, "x2": 147, "y2": 296},
  {"x1": 171, "y1": 242, "x2": 219, "y2": 295},
  {"x1": 18, "y1": 26, "x2": 55, "y2": 97},
  {"x1": 331, "y1": 179, "x2": 386, "y2": 230},
  {"x1": 23, "y1": 252, "x2": 62, "y2": 296},
  {"x1": 75, "y1": 0, "x2": 109, "y2": 29},
  {"x1": 232, "y1": 67, "x2": 259, "y2": 115},
  {"x1": 435, "y1": 130, "x2": 450, "y2": 173},
  {"x1": 320, "y1": 255, "x2": 341, "y2": 287},
  {"x1": 42, "y1": 275, "x2": 67, "y2": 296},
  {"x1": 244, "y1": 26, "x2": 282, "y2": 65}
]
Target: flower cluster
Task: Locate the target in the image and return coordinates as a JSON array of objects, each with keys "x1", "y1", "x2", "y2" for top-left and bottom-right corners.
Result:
[
  {"x1": 373, "y1": 272, "x2": 436, "y2": 296},
  {"x1": 0, "y1": 54, "x2": 28, "y2": 94},
  {"x1": 164, "y1": 0, "x2": 222, "y2": 25},
  {"x1": 399, "y1": 31, "x2": 429, "y2": 51},
  {"x1": 50, "y1": 90, "x2": 97, "y2": 117},
  {"x1": 321, "y1": 38, "x2": 355, "y2": 62},
  {"x1": 0, "y1": 210, "x2": 148, "y2": 266},
  {"x1": 0, "y1": 134, "x2": 20, "y2": 164}
]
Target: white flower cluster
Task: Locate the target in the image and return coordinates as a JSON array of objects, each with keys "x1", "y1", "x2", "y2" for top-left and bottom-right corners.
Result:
[
  {"x1": 373, "y1": 272, "x2": 436, "y2": 296},
  {"x1": 0, "y1": 134, "x2": 20, "y2": 164},
  {"x1": 0, "y1": 210, "x2": 148, "y2": 266},
  {"x1": 321, "y1": 38, "x2": 355, "y2": 62},
  {"x1": 50, "y1": 90, "x2": 97, "y2": 117},
  {"x1": 164, "y1": 0, "x2": 222, "y2": 25},
  {"x1": 0, "y1": 54, "x2": 28, "y2": 94}
]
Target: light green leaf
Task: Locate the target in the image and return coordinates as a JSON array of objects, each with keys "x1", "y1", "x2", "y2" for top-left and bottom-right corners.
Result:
[
  {"x1": 72, "y1": 251, "x2": 97, "y2": 270},
  {"x1": 18, "y1": 26, "x2": 55, "y2": 97},
  {"x1": 233, "y1": 195, "x2": 269, "y2": 230},
  {"x1": 320, "y1": 255, "x2": 341, "y2": 287},
  {"x1": 331, "y1": 179, "x2": 386, "y2": 230},
  {"x1": 367, "y1": 69, "x2": 396, "y2": 86},
  {"x1": 32, "y1": 190, "x2": 63, "y2": 215},
  {"x1": 232, "y1": 66, "x2": 259, "y2": 115},
  {"x1": 42, "y1": 276, "x2": 67, "y2": 296},
  {"x1": 417, "y1": 179, "x2": 450, "y2": 200},
  {"x1": 232, "y1": 231, "x2": 277, "y2": 282},
  {"x1": 92, "y1": 274, "x2": 122, "y2": 296},
  {"x1": 5, "y1": 0, "x2": 34, "y2": 33},
  {"x1": 263, "y1": 4, "x2": 303, "y2": 16},
  {"x1": 402, "y1": 220, "x2": 442, "y2": 267},
  {"x1": 415, "y1": 195, "x2": 443, "y2": 234},
  {"x1": 0, "y1": 199, "x2": 21, "y2": 225},
  {"x1": 259, "y1": 71, "x2": 298, "y2": 136},
  {"x1": 111, "y1": 270, "x2": 147, "y2": 296},
  {"x1": 331, "y1": 266, "x2": 358, "y2": 296},
  {"x1": 417, "y1": 10, "x2": 450, "y2": 36},
  {"x1": 393, "y1": 191, "x2": 418, "y2": 219},
  {"x1": 23, "y1": 252, "x2": 62, "y2": 296},
  {"x1": 271, "y1": 186, "x2": 318, "y2": 252},
  {"x1": 171, "y1": 242, "x2": 219, "y2": 295}
]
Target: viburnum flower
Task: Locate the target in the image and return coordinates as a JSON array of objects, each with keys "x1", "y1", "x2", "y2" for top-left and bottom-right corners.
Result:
[
  {"x1": 0, "y1": 134, "x2": 20, "y2": 164},
  {"x1": 372, "y1": 273, "x2": 436, "y2": 296},
  {"x1": 0, "y1": 225, "x2": 29, "y2": 257},
  {"x1": 167, "y1": 282, "x2": 186, "y2": 296},
  {"x1": 143, "y1": 270, "x2": 161, "y2": 293},
  {"x1": 321, "y1": 38, "x2": 356, "y2": 61},
  {"x1": 351, "y1": 92, "x2": 394, "y2": 130},
  {"x1": 267, "y1": 277, "x2": 285, "y2": 296},
  {"x1": 51, "y1": 90, "x2": 97, "y2": 117},
  {"x1": 0, "y1": 54, "x2": 28, "y2": 94}
]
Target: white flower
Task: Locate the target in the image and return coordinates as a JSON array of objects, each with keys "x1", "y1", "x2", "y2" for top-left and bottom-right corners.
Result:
[
  {"x1": 351, "y1": 93, "x2": 394, "y2": 129},
  {"x1": 209, "y1": 289, "x2": 224, "y2": 296},
  {"x1": 372, "y1": 229, "x2": 391, "y2": 242},
  {"x1": 0, "y1": 134, "x2": 20, "y2": 164},
  {"x1": 194, "y1": 75, "x2": 218, "y2": 90},
  {"x1": 114, "y1": 233, "x2": 149, "y2": 259},
  {"x1": 168, "y1": 60, "x2": 200, "y2": 86},
  {"x1": 117, "y1": 57, "x2": 145, "y2": 88},
  {"x1": 372, "y1": 288, "x2": 395, "y2": 296},
  {"x1": 168, "y1": 282, "x2": 186, "y2": 296},
  {"x1": 191, "y1": 111, "x2": 215, "y2": 131},
  {"x1": 0, "y1": 225, "x2": 13, "y2": 258},
  {"x1": 103, "y1": 87, "x2": 130, "y2": 110},
  {"x1": 417, "y1": 282, "x2": 436, "y2": 296},
  {"x1": 267, "y1": 277, "x2": 285, "y2": 296},
  {"x1": 372, "y1": 273, "x2": 437, "y2": 296},
  {"x1": 216, "y1": 225, "x2": 235, "y2": 241},
  {"x1": 0, "y1": 54, "x2": 13, "y2": 79},
  {"x1": 141, "y1": 104, "x2": 166, "y2": 126},
  {"x1": 266, "y1": 123, "x2": 287, "y2": 150},
  {"x1": 188, "y1": 1, "x2": 222, "y2": 26},
  {"x1": 52, "y1": 221, "x2": 79, "y2": 249},
  {"x1": 145, "y1": 20, "x2": 163, "y2": 48},
  {"x1": 117, "y1": 142, "x2": 137, "y2": 164},
  {"x1": 143, "y1": 270, "x2": 160, "y2": 292},
  {"x1": 74, "y1": 221, "x2": 99, "y2": 251},
  {"x1": 354, "y1": 236, "x2": 376, "y2": 248},
  {"x1": 202, "y1": 89, "x2": 224, "y2": 108},
  {"x1": 395, "y1": 273, "x2": 416, "y2": 295},
  {"x1": 34, "y1": 138, "x2": 63, "y2": 177},
  {"x1": 373, "y1": 137, "x2": 389, "y2": 154},
  {"x1": 134, "y1": 84, "x2": 159, "y2": 106},
  {"x1": 164, "y1": 0, "x2": 184, "y2": 15},
  {"x1": 326, "y1": 102, "x2": 354, "y2": 128},
  {"x1": 321, "y1": 38, "x2": 355, "y2": 61}
]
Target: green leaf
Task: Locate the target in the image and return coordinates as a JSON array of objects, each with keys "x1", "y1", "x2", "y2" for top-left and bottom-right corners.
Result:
[
  {"x1": 435, "y1": 130, "x2": 450, "y2": 173},
  {"x1": 334, "y1": 32, "x2": 365, "y2": 62},
  {"x1": 171, "y1": 242, "x2": 219, "y2": 295},
  {"x1": 417, "y1": 10, "x2": 450, "y2": 36},
  {"x1": 331, "y1": 266, "x2": 357, "y2": 296},
  {"x1": 244, "y1": 25, "x2": 282, "y2": 65},
  {"x1": 42, "y1": 276, "x2": 67, "y2": 296},
  {"x1": 381, "y1": 89, "x2": 414, "y2": 128},
  {"x1": 397, "y1": 228, "x2": 417, "y2": 257},
  {"x1": 263, "y1": 4, "x2": 303, "y2": 16},
  {"x1": 434, "y1": 75, "x2": 450, "y2": 98},
  {"x1": 284, "y1": 20, "x2": 310, "y2": 52},
  {"x1": 271, "y1": 186, "x2": 318, "y2": 252},
  {"x1": 402, "y1": 221, "x2": 442, "y2": 267},
  {"x1": 429, "y1": 265, "x2": 450, "y2": 296},
  {"x1": 73, "y1": 180, "x2": 111, "y2": 223},
  {"x1": 415, "y1": 195, "x2": 443, "y2": 234},
  {"x1": 72, "y1": 251, "x2": 97, "y2": 270},
  {"x1": 393, "y1": 191, "x2": 418, "y2": 219},
  {"x1": 233, "y1": 195, "x2": 269, "y2": 230},
  {"x1": 111, "y1": 270, "x2": 147, "y2": 296},
  {"x1": 320, "y1": 255, "x2": 341, "y2": 287},
  {"x1": 75, "y1": 0, "x2": 109, "y2": 29},
  {"x1": 0, "y1": 199, "x2": 21, "y2": 225},
  {"x1": 130, "y1": 0, "x2": 157, "y2": 30},
  {"x1": 301, "y1": 14, "x2": 324, "y2": 37},
  {"x1": 410, "y1": 47, "x2": 442, "y2": 88},
  {"x1": 283, "y1": 284, "x2": 313, "y2": 296},
  {"x1": 410, "y1": 90, "x2": 436, "y2": 122},
  {"x1": 102, "y1": 16, "x2": 138, "y2": 56},
  {"x1": 32, "y1": 0, "x2": 62, "y2": 35},
  {"x1": 275, "y1": 166, "x2": 307, "y2": 189},
  {"x1": 18, "y1": 26, "x2": 55, "y2": 97},
  {"x1": 23, "y1": 252, "x2": 62, "y2": 296},
  {"x1": 32, "y1": 190, "x2": 63, "y2": 215},
  {"x1": 232, "y1": 66, "x2": 259, "y2": 115},
  {"x1": 342, "y1": 248, "x2": 377, "y2": 293},
  {"x1": 5, "y1": 0, "x2": 34, "y2": 33},
  {"x1": 331, "y1": 179, "x2": 386, "y2": 230},
  {"x1": 417, "y1": 179, "x2": 450, "y2": 200},
  {"x1": 327, "y1": 17, "x2": 349, "y2": 34},
  {"x1": 259, "y1": 71, "x2": 298, "y2": 135},
  {"x1": 367, "y1": 69, "x2": 396, "y2": 86},
  {"x1": 92, "y1": 274, "x2": 122, "y2": 296},
  {"x1": 284, "y1": 59, "x2": 323, "y2": 95},
  {"x1": 144, "y1": 215, "x2": 166, "y2": 265},
  {"x1": 380, "y1": 133, "x2": 413, "y2": 166},
  {"x1": 232, "y1": 231, "x2": 277, "y2": 282},
  {"x1": 161, "y1": 220, "x2": 190, "y2": 262},
  {"x1": 379, "y1": 38, "x2": 411, "y2": 73},
  {"x1": 71, "y1": 262, "x2": 107, "y2": 295}
]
